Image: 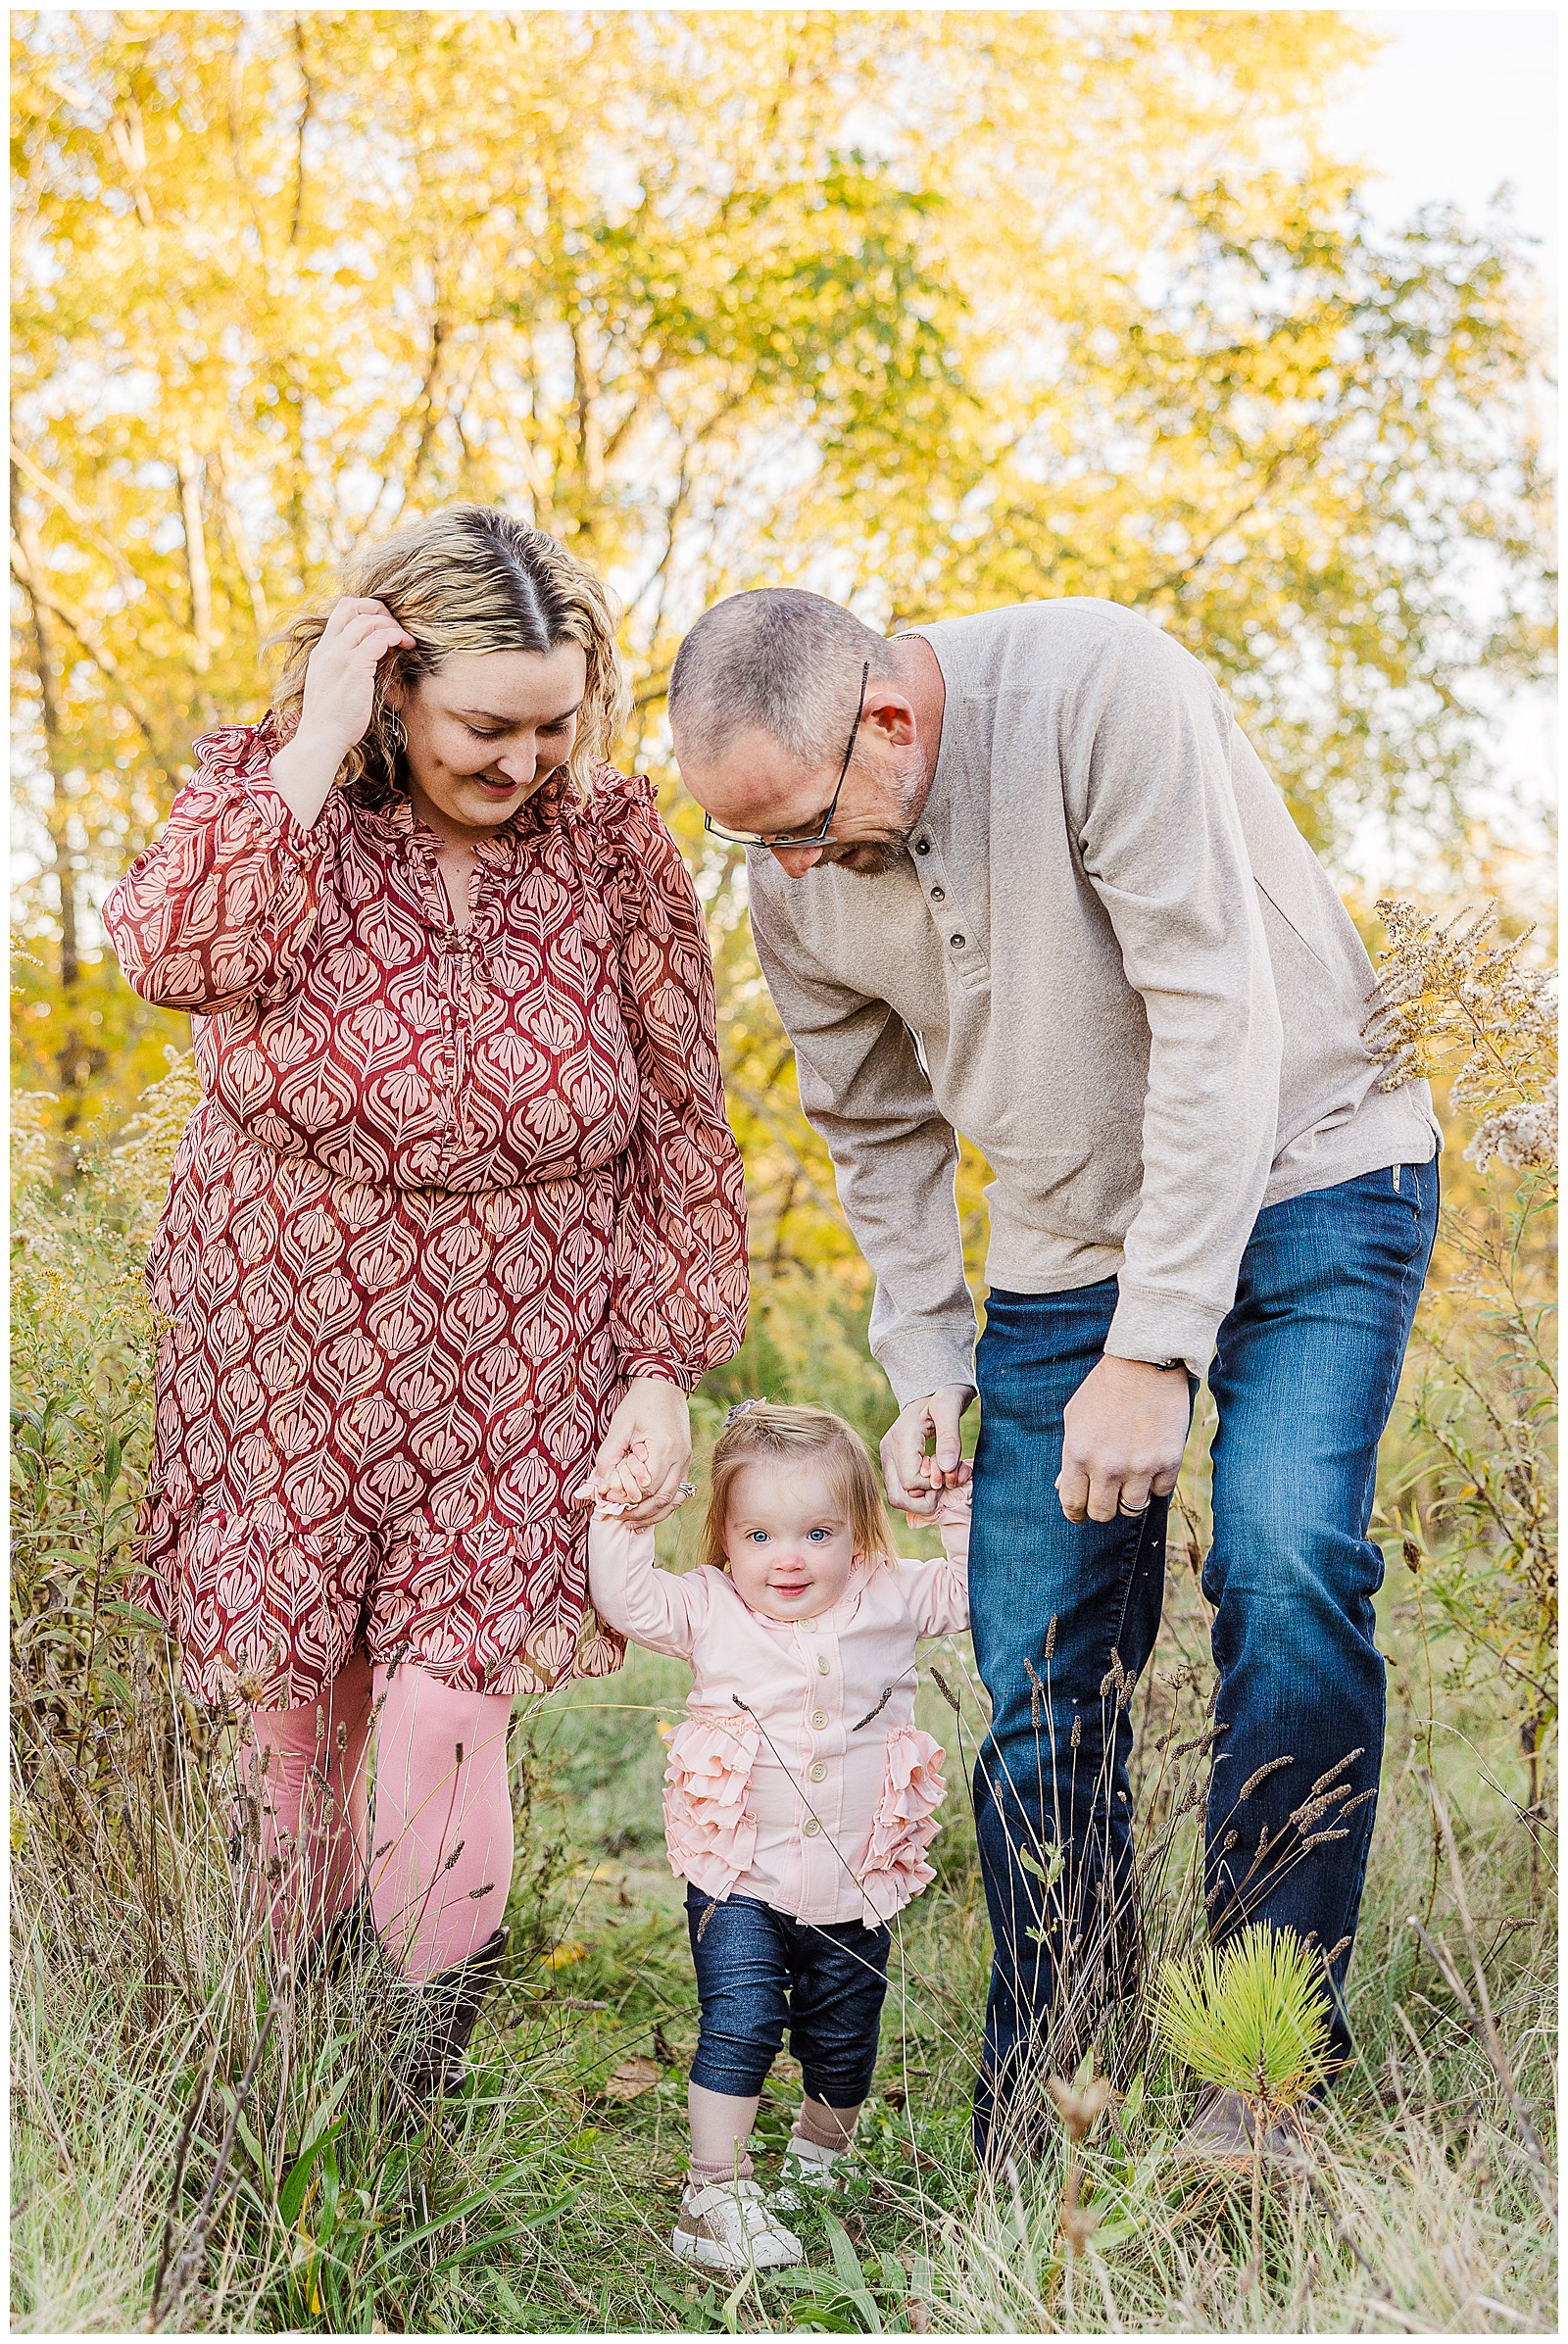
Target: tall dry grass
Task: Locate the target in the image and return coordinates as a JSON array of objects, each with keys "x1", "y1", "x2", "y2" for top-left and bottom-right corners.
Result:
[{"x1": 10, "y1": 900, "x2": 1557, "y2": 2331}]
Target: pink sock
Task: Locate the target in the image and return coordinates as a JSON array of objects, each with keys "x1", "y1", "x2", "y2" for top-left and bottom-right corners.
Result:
[
  {"x1": 795, "y1": 2096, "x2": 861, "y2": 2150},
  {"x1": 688, "y1": 2083, "x2": 759, "y2": 2187},
  {"x1": 367, "y1": 1664, "x2": 514, "y2": 1980},
  {"x1": 240, "y1": 1650, "x2": 374, "y2": 1946}
]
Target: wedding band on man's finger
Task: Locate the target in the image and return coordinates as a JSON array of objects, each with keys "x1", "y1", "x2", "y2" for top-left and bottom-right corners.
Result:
[{"x1": 1117, "y1": 1496, "x2": 1152, "y2": 1517}]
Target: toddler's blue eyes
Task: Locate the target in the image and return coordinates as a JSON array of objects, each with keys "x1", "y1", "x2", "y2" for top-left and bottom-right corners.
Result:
[
  {"x1": 808, "y1": 1529, "x2": 829, "y2": 1542},
  {"x1": 746, "y1": 1531, "x2": 769, "y2": 1544}
]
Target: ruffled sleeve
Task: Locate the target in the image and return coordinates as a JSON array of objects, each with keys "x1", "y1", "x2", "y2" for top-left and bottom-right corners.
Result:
[
  {"x1": 593, "y1": 773, "x2": 748, "y2": 1390},
  {"x1": 103, "y1": 716, "x2": 337, "y2": 1015}
]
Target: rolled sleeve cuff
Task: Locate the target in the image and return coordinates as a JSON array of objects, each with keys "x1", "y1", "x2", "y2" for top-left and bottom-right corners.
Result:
[
  {"x1": 1105, "y1": 1283, "x2": 1227, "y2": 1379},
  {"x1": 618, "y1": 1353, "x2": 704, "y2": 1394},
  {"x1": 871, "y1": 1330, "x2": 980, "y2": 1412}
]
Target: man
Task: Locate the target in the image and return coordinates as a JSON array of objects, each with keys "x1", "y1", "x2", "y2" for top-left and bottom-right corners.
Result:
[{"x1": 668, "y1": 589, "x2": 1439, "y2": 2160}]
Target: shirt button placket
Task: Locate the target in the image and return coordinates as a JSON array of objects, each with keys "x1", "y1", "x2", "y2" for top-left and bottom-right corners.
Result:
[
  {"x1": 803, "y1": 1619, "x2": 841, "y2": 1901},
  {"x1": 911, "y1": 833, "x2": 970, "y2": 960}
]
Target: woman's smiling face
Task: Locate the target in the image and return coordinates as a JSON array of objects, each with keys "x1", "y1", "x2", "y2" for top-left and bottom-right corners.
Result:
[
  {"x1": 394, "y1": 640, "x2": 587, "y2": 839},
  {"x1": 722, "y1": 1457, "x2": 859, "y2": 1621}
]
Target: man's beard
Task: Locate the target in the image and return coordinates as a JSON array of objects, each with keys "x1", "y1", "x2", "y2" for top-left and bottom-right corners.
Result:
[{"x1": 818, "y1": 749, "x2": 928, "y2": 877}]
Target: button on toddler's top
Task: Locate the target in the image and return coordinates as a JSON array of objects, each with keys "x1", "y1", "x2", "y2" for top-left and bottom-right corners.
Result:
[{"x1": 588, "y1": 1495, "x2": 970, "y2": 1927}]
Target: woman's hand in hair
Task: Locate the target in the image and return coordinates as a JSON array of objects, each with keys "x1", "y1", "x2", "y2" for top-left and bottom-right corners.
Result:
[
  {"x1": 586, "y1": 1378, "x2": 693, "y2": 1528},
  {"x1": 269, "y1": 597, "x2": 416, "y2": 828}
]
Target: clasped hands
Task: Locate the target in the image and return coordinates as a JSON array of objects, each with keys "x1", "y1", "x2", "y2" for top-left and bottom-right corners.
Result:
[
  {"x1": 572, "y1": 1376, "x2": 693, "y2": 1528},
  {"x1": 574, "y1": 1354, "x2": 1191, "y2": 1533},
  {"x1": 881, "y1": 1357, "x2": 1191, "y2": 1527}
]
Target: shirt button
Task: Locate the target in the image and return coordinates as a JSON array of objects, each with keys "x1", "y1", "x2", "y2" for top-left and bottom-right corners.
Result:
[
  {"x1": 808, "y1": 1760, "x2": 828, "y2": 1783},
  {"x1": 804, "y1": 1817, "x2": 822, "y2": 1837},
  {"x1": 950, "y1": 933, "x2": 966, "y2": 950},
  {"x1": 914, "y1": 838, "x2": 931, "y2": 855},
  {"x1": 815, "y1": 1655, "x2": 830, "y2": 1676},
  {"x1": 800, "y1": 1617, "x2": 817, "y2": 1634},
  {"x1": 930, "y1": 885, "x2": 946, "y2": 903},
  {"x1": 810, "y1": 1710, "x2": 829, "y2": 1731}
]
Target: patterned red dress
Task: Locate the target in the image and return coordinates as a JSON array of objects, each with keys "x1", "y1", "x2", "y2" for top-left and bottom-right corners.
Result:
[{"x1": 104, "y1": 719, "x2": 747, "y2": 1710}]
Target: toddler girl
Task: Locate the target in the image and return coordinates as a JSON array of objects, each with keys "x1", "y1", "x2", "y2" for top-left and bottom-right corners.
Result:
[{"x1": 582, "y1": 1401, "x2": 970, "y2": 2274}]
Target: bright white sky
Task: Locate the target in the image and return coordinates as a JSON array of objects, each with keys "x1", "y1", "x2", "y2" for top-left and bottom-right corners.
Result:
[
  {"x1": 1322, "y1": 8, "x2": 1557, "y2": 896},
  {"x1": 1326, "y1": 7, "x2": 1557, "y2": 268}
]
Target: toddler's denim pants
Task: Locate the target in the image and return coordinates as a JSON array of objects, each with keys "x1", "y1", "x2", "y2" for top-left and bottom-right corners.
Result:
[
  {"x1": 686, "y1": 1886, "x2": 892, "y2": 2106},
  {"x1": 967, "y1": 1160, "x2": 1439, "y2": 2150}
]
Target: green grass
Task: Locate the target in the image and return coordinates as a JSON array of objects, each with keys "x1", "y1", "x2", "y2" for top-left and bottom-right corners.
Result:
[
  {"x1": 10, "y1": 1112, "x2": 1557, "y2": 2331},
  {"x1": 14, "y1": 1607, "x2": 1553, "y2": 2334}
]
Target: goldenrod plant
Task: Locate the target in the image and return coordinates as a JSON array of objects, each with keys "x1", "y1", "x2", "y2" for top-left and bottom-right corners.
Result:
[{"x1": 1366, "y1": 902, "x2": 1557, "y2": 1891}]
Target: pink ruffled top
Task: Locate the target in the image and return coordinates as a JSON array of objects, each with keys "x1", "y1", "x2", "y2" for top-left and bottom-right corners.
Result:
[{"x1": 587, "y1": 1492, "x2": 969, "y2": 1928}]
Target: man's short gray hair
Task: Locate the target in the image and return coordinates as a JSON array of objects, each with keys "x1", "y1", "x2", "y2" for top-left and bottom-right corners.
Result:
[{"x1": 669, "y1": 589, "x2": 895, "y2": 770}]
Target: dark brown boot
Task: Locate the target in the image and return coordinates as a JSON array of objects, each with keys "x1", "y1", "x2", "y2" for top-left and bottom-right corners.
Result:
[{"x1": 387, "y1": 1925, "x2": 511, "y2": 2113}]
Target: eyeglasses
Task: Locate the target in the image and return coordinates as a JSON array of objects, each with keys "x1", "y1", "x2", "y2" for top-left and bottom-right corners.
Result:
[{"x1": 703, "y1": 661, "x2": 870, "y2": 849}]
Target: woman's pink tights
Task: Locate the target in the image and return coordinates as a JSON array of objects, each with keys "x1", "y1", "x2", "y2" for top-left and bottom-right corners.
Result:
[{"x1": 239, "y1": 1656, "x2": 514, "y2": 1980}]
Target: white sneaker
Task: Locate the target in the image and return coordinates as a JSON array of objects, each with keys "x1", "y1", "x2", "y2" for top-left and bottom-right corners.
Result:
[
  {"x1": 671, "y1": 2178, "x2": 805, "y2": 2273},
  {"x1": 771, "y1": 2135, "x2": 848, "y2": 2209}
]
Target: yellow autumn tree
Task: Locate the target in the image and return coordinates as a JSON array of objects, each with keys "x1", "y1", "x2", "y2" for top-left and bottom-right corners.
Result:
[{"x1": 11, "y1": 11, "x2": 1551, "y2": 1355}]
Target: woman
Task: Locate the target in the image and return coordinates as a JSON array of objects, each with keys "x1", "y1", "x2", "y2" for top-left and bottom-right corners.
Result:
[{"x1": 105, "y1": 506, "x2": 747, "y2": 2094}]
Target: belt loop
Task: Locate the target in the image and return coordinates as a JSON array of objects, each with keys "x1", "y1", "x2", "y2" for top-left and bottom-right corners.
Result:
[{"x1": 1393, "y1": 1162, "x2": 1401, "y2": 1193}]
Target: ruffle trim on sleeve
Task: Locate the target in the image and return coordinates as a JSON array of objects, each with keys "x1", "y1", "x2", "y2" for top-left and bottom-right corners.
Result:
[
  {"x1": 189, "y1": 714, "x2": 343, "y2": 856},
  {"x1": 661, "y1": 1708, "x2": 761, "y2": 1899},
  {"x1": 857, "y1": 1726, "x2": 948, "y2": 1924}
]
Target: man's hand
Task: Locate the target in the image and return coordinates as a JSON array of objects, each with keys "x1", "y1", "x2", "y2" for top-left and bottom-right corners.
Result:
[
  {"x1": 1056, "y1": 1356, "x2": 1192, "y2": 1526},
  {"x1": 881, "y1": 1385, "x2": 975, "y2": 1523}
]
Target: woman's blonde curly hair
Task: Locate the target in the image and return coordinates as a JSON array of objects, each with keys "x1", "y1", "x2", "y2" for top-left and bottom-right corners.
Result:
[{"x1": 270, "y1": 505, "x2": 630, "y2": 804}]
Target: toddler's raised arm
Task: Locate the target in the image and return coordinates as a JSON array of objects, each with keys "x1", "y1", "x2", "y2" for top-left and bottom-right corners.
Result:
[
  {"x1": 903, "y1": 1482, "x2": 972, "y2": 1638},
  {"x1": 585, "y1": 1514, "x2": 704, "y2": 1660}
]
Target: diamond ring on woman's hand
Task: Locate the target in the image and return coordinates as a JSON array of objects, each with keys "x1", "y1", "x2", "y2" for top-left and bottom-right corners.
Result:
[{"x1": 677, "y1": 1481, "x2": 697, "y2": 1500}]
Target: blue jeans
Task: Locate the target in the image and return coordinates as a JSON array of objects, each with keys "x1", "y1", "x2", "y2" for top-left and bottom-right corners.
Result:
[
  {"x1": 685, "y1": 1887, "x2": 892, "y2": 2106},
  {"x1": 968, "y1": 1160, "x2": 1439, "y2": 2149}
]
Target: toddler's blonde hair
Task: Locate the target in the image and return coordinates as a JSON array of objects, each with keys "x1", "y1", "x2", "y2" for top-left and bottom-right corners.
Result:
[{"x1": 704, "y1": 1403, "x2": 894, "y2": 1575}]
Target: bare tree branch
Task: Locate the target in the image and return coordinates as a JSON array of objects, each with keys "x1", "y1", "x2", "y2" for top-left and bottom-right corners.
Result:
[
  {"x1": 12, "y1": 470, "x2": 80, "y2": 987},
  {"x1": 225, "y1": 43, "x2": 272, "y2": 269},
  {"x1": 289, "y1": 16, "x2": 315, "y2": 248},
  {"x1": 724, "y1": 1078, "x2": 846, "y2": 1228},
  {"x1": 211, "y1": 442, "x2": 271, "y2": 639},
  {"x1": 8, "y1": 541, "x2": 177, "y2": 771},
  {"x1": 9, "y1": 441, "x2": 184, "y2": 628},
  {"x1": 177, "y1": 449, "x2": 214, "y2": 669}
]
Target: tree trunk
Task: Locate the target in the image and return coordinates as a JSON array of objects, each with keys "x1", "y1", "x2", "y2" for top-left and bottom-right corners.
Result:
[
  {"x1": 177, "y1": 448, "x2": 213, "y2": 670},
  {"x1": 12, "y1": 467, "x2": 81, "y2": 992}
]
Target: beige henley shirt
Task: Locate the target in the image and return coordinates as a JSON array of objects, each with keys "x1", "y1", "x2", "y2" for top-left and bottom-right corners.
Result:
[{"x1": 747, "y1": 599, "x2": 1440, "y2": 1404}]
